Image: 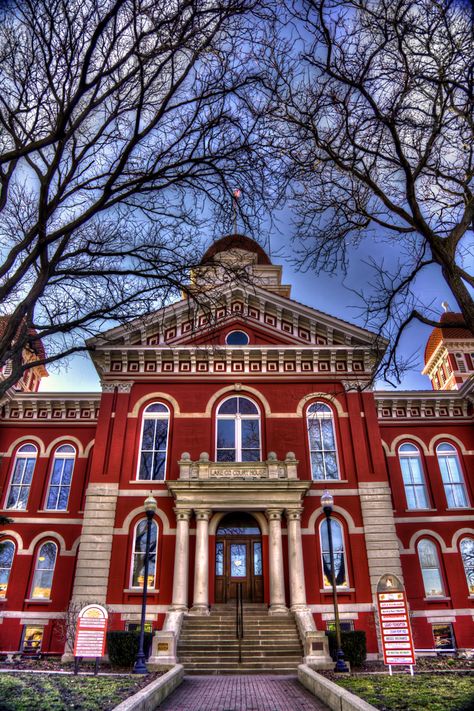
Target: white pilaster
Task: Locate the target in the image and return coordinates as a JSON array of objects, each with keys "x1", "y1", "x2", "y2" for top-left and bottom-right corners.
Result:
[
  {"x1": 286, "y1": 508, "x2": 308, "y2": 611},
  {"x1": 190, "y1": 509, "x2": 212, "y2": 615},
  {"x1": 169, "y1": 508, "x2": 191, "y2": 611},
  {"x1": 266, "y1": 508, "x2": 288, "y2": 615}
]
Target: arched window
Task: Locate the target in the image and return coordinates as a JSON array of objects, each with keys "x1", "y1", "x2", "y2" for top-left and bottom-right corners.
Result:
[
  {"x1": 436, "y1": 443, "x2": 469, "y2": 508},
  {"x1": 31, "y1": 542, "x2": 57, "y2": 599},
  {"x1": 45, "y1": 445, "x2": 76, "y2": 510},
  {"x1": 5, "y1": 444, "x2": 37, "y2": 510},
  {"x1": 0, "y1": 540, "x2": 15, "y2": 599},
  {"x1": 307, "y1": 402, "x2": 340, "y2": 480},
  {"x1": 398, "y1": 443, "x2": 429, "y2": 509},
  {"x1": 130, "y1": 519, "x2": 158, "y2": 588},
  {"x1": 137, "y1": 403, "x2": 170, "y2": 480},
  {"x1": 216, "y1": 396, "x2": 261, "y2": 462},
  {"x1": 320, "y1": 518, "x2": 348, "y2": 588},
  {"x1": 418, "y1": 539, "x2": 444, "y2": 597},
  {"x1": 460, "y1": 537, "x2": 474, "y2": 595}
]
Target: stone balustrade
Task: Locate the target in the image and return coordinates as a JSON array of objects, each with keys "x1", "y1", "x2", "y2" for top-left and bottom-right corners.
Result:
[{"x1": 178, "y1": 451, "x2": 299, "y2": 480}]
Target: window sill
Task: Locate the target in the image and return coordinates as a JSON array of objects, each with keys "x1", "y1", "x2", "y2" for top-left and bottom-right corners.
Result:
[
  {"x1": 123, "y1": 589, "x2": 159, "y2": 594},
  {"x1": 424, "y1": 597, "x2": 451, "y2": 602},
  {"x1": 320, "y1": 588, "x2": 355, "y2": 594},
  {"x1": 24, "y1": 599, "x2": 52, "y2": 604},
  {"x1": 1, "y1": 509, "x2": 28, "y2": 513},
  {"x1": 404, "y1": 508, "x2": 437, "y2": 513},
  {"x1": 128, "y1": 480, "x2": 166, "y2": 485},
  {"x1": 312, "y1": 479, "x2": 349, "y2": 484},
  {"x1": 444, "y1": 507, "x2": 473, "y2": 511},
  {"x1": 37, "y1": 510, "x2": 69, "y2": 514}
]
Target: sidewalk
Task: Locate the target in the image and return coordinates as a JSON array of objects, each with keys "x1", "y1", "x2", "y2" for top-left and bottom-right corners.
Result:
[{"x1": 158, "y1": 674, "x2": 329, "y2": 711}]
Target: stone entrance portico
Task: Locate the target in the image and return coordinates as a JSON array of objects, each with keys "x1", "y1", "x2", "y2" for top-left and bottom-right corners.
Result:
[
  {"x1": 167, "y1": 451, "x2": 311, "y2": 616},
  {"x1": 148, "y1": 452, "x2": 332, "y2": 669}
]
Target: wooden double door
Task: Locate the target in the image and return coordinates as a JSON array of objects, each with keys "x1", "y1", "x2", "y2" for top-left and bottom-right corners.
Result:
[{"x1": 214, "y1": 534, "x2": 264, "y2": 603}]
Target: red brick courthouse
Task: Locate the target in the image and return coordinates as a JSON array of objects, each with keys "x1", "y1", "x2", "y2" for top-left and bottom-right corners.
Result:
[{"x1": 1, "y1": 235, "x2": 473, "y2": 662}]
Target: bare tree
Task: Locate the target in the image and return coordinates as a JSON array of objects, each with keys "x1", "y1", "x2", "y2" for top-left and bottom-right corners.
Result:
[
  {"x1": 265, "y1": 0, "x2": 473, "y2": 381},
  {"x1": 0, "y1": 0, "x2": 275, "y2": 395}
]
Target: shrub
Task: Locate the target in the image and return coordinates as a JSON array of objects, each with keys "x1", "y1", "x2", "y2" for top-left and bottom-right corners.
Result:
[
  {"x1": 326, "y1": 630, "x2": 367, "y2": 668},
  {"x1": 106, "y1": 631, "x2": 153, "y2": 668}
]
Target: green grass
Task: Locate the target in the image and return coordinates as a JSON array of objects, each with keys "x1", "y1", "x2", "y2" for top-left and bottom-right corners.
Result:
[
  {"x1": 335, "y1": 673, "x2": 474, "y2": 711},
  {"x1": 0, "y1": 673, "x2": 147, "y2": 711}
]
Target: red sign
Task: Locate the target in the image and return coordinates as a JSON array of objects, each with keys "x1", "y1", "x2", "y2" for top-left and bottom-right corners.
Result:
[
  {"x1": 73, "y1": 604, "x2": 108, "y2": 658},
  {"x1": 376, "y1": 591, "x2": 415, "y2": 666}
]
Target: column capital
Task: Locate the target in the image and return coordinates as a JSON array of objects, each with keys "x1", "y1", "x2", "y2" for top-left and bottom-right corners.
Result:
[
  {"x1": 194, "y1": 508, "x2": 212, "y2": 521},
  {"x1": 174, "y1": 508, "x2": 192, "y2": 522},
  {"x1": 266, "y1": 508, "x2": 283, "y2": 521},
  {"x1": 286, "y1": 507, "x2": 304, "y2": 522}
]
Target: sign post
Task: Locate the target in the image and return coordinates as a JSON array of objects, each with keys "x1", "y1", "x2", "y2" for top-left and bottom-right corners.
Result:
[
  {"x1": 376, "y1": 575, "x2": 415, "y2": 675},
  {"x1": 73, "y1": 604, "x2": 108, "y2": 675}
]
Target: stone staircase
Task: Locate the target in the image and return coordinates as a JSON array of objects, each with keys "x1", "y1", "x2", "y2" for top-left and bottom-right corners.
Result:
[{"x1": 177, "y1": 604, "x2": 303, "y2": 674}]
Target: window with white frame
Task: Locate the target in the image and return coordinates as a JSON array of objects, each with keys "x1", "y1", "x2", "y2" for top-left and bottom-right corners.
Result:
[
  {"x1": 0, "y1": 540, "x2": 15, "y2": 598},
  {"x1": 418, "y1": 539, "x2": 445, "y2": 597},
  {"x1": 216, "y1": 396, "x2": 261, "y2": 462},
  {"x1": 320, "y1": 518, "x2": 348, "y2": 588},
  {"x1": 131, "y1": 519, "x2": 158, "y2": 588},
  {"x1": 460, "y1": 537, "x2": 474, "y2": 595},
  {"x1": 45, "y1": 445, "x2": 75, "y2": 510},
  {"x1": 137, "y1": 403, "x2": 170, "y2": 480},
  {"x1": 307, "y1": 402, "x2": 340, "y2": 480},
  {"x1": 31, "y1": 541, "x2": 57, "y2": 599},
  {"x1": 436, "y1": 442, "x2": 469, "y2": 508},
  {"x1": 455, "y1": 353, "x2": 467, "y2": 373},
  {"x1": 398, "y1": 443, "x2": 429, "y2": 509},
  {"x1": 5, "y1": 444, "x2": 37, "y2": 510}
]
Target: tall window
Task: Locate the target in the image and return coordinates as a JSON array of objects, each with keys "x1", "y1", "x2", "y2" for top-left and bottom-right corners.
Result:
[
  {"x1": 307, "y1": 402, "x2": 340, "y2": 480},
  {"x1": 436, "y1": 443, "x2": 469, "y2": 508},
  {"x1": 131, "y1": 519, "x2": 157, "y2": 588},
  {"x1": 31, "y1": 542, "x2": 57, "y2": 599},
  {"x1": 137, "y1": 403, "x2": 170, "y2": 480},
  {"x1": 0, "y1": 540, "x2": 15, "y2": 598},
  {"x1": 460, "y1": 538, "x2": 474, "y2": 595},
  {"x1": 320, "y1": 519, "x2": 348, "y2": 588},
  {"x1": 45, "y1": 445, "x2": 75, "y2": 510},
  {"x1": 418, "y1": 539, "x2": 444, "y2": 597},
  {"x1": 216, "y1": 396, "x2": 261, "y2": 462},
  {"x1": 5, "y1": 444, "x2": 37, "y2": 510},
  {"x1": 398, "y1": 443, "x2": 429, "y2": 509}
]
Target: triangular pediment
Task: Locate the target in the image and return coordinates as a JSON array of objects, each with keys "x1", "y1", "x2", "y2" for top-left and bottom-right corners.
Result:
[{"x1": 88, "y1": 283, "x2": 382, "y2": 351}]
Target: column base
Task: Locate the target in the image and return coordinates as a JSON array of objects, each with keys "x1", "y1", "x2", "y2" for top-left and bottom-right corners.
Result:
[
  {"x1": 168, "y1": 604, "x2": 188, "y2": 612},
  {"x1": 189, "y1": 604, "x2": 210, "y2": 616},
  {"x1": 290, "y1": 604, "x2": 310, "y2": 612},
  {"x1": 269, "y1": 604, "x2": 289, "y2": 616}
]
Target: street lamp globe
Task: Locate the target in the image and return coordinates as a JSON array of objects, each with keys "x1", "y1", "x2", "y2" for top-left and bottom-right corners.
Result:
[
  {"x1": 321, "y1": 490, "x2": 334, "y2": 511},
  {"x1": 144, "y1": 494, "x2": 157, "y2": 514}
]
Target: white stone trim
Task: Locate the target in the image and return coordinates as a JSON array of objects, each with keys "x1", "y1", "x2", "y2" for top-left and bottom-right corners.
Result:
[
  {"x1": 304, "y1": 506, "x2": 364, "y2": 535},
  {"x1": 114, "y1": 506, "x2": 173, "y2": 535},
  {"x1": 128, "y1": 392, "x2": 181, "y2": 418},
  {"x1": 208, "y1": 510, "x2": 268, "y2": 536},
  {"x1": 1, "y1": 611, "x2": 64, "y2": 620},
  {"x1": 44, "y1": 436, "x2": 88, "y2": 458},
  {"x1": 385, "y1": 434, "x2": 430, "y2": 457},
  {"x1": 118, "y1": 489, "x2": 171, "y2": 497},
  {"x1": 400, "y1": 530, "x2": 450, "y2": 554},
  {"x1": 451, "y1": 528, "x2": 474, "y2": 549},
  {"x1": 204, "y1": 384, "x2": 272, "y2": 417},
  {"x1": 307, "y1": 488, "x2": 359, "y2": 496},
  {"x1": 2, "y1": 435, "x2": 46, "y2": 458},
  {"x1": 411, "y1": 609, "x2": 474, "y2": 619},
  {"x1": 18, "y1": 531, "x2": 71, "y2": 556},
  {"x1": 428, "y1": 434, "x2": 470, "y2": 455},
  {"x1": 9, "y1": 517, "x2": 83, "y2": 526},
  {"x1": 308, "y1": 603, "x2": 374, "y2": 613},
  {"x1": 296, "y1": 393, "x2": 348, "y2": 418},
  {"x1": 395, "y1": 514, "x2": 474, "y2": 523},
  {"x1": 0, "y1": 530, "x2": 23, "y2": 551}
]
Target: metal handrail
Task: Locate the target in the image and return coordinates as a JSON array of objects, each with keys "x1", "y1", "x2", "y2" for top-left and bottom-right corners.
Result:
[{"x1": 235, "y1": 582, "x2": 244, "y2": 663}]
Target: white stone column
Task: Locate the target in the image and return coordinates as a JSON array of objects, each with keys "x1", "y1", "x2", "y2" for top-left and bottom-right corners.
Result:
[
  {"x1": 169, "y1": 508, "x2": 191, "y2": 611},
  {"x1": 266, "y1": 508, "x2": 288, "y2": 615},
  {"x1": 286, "y1": 508, "x2": 308, "y2": 611},
  {"x1": 190, "y1": 509, "x2": 212, "y2": 615}
]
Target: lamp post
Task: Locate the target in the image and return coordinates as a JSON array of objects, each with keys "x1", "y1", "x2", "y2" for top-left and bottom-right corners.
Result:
[
  {"x1": 133, "y1": 494, "x2": 157, "y2": 674},
  {"x1": 321, "y1": 490, "x2": 349, "y2": 673}
]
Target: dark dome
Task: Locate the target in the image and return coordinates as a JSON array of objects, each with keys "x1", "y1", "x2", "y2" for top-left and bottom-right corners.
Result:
[{"x1": 200, "y1": 234, "x2": 271, "y2": 265}]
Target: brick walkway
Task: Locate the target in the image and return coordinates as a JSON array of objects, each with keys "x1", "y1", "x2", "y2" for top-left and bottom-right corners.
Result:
[{"x1": 158, "y1": 674, "x2": 329, "y2": 711}]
